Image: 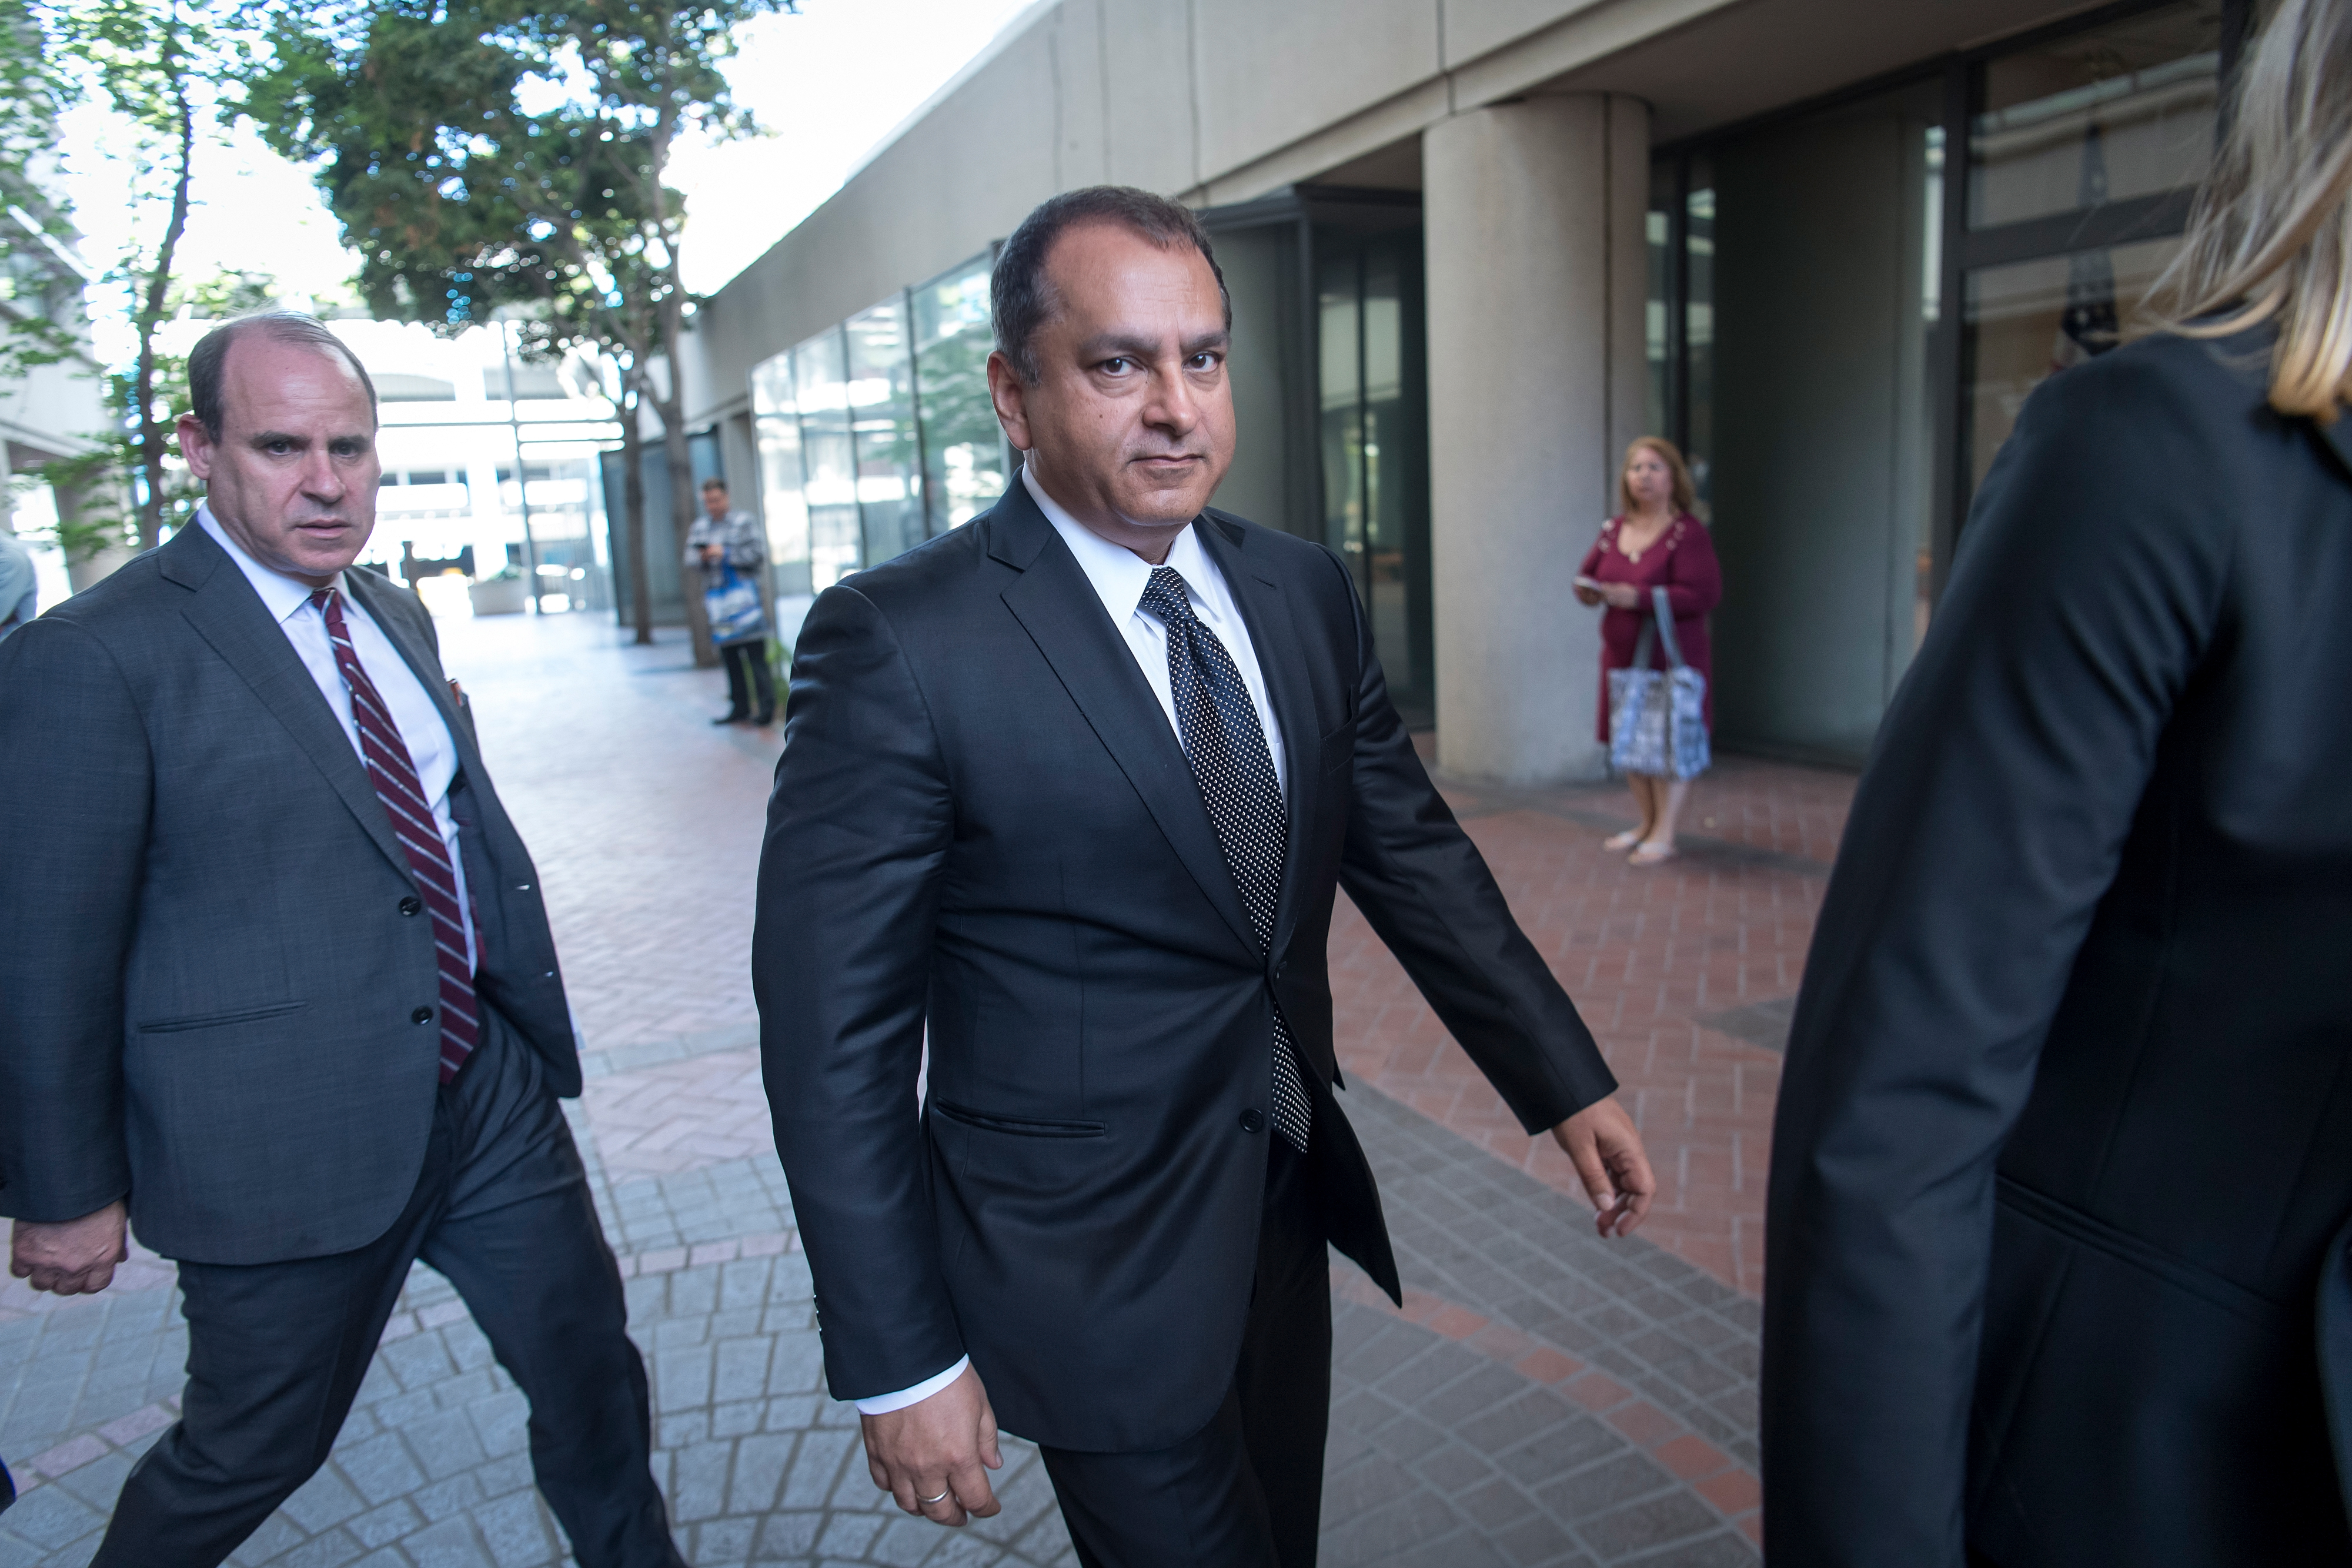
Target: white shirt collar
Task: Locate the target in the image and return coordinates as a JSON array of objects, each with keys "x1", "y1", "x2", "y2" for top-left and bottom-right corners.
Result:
[
  {"x1": 197, "y1": 504, "x2": 340, "y2": 626},
  {"x1": 1021, "y1": 463, "x2": 1218, "y2": 624}
]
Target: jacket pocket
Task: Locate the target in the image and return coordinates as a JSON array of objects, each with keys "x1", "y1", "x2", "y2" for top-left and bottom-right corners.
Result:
[
  {"x1": 930, "y1": 1099, "x2": 1105, "y2": 1138},
  {"x1": 1996, "y1": 1175, "x2": 2281, "y2": 1323},
  {"x1": 136, "y1": 1001, "x2": 309, "y2": 1035}
]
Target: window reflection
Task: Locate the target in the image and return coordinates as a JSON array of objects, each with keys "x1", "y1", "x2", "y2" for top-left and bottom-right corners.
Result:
[
  {"x1": 792, "y1": 327, "x2": 863, "y2": 593},
  {"x1": 750, "y1": 355, "x2": 811, "y2": 595},
  {"x1": 846, "y1": 299, "x2": 926, "y2": 569},
  {"x1": 1961, "y1": 236, "x2": 2183, "y2": 502},
  {"x1": 1317, "y1": 232, "x2": 1429, "y2": 716},
  {"x1": 1969, "y1": 1, "x2": 2221, "y2": 229},
  {"x1": 911, "y1": 254, "x2": 1007, "y2": 531},
  {"x1": 1684, "y1": 168, "x2": 1715, "y2": 517}
]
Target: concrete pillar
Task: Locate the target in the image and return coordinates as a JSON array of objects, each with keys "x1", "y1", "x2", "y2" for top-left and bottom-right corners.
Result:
[{"x1": 1425, "y1": 95, "x2": 1649, "y2": 785}]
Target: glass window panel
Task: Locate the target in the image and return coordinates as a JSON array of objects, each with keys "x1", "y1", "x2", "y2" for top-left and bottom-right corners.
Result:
[
  {"x1": 911, "y1": 253, "x2": 1006, "y2": 531},
  {"x1": 1317, "y1": 250, "x2": 1365, "y2": 580},
  {"x1": 1361, "y1": 242, "x2": 1416, "y2": 707},
  {"x1": 1969, "y1": 1, "x2": 2223, "y2": 229},
  {"x1": 1684, "y1": 161, "x2": 1715, "y2": 518},
  {"x1": 1961, "y1": 235, "x2": 2184, "y2": 509},
  {"x1": 845, "y1": 296, "x2": 926, "y2": 569},
  {"x1": 750, "y1": 350, "x2": 812, "y2": 596},
  {"x1": 792, "y1": 325, "x2": 861, "y2": 591}
]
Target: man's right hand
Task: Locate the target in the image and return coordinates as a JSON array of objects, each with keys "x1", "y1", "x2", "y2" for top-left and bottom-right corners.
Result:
[
  {"x1": 860, "y1": 1364, "x2": 1004, "y2": 1527},
  {"x1": 9, "y1": 1200, "x2": 129, "y2": 1295}
]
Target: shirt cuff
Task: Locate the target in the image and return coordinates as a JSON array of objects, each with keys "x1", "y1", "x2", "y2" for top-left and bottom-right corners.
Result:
[{"x1": 853, "y1": 1356, "x2": 970, "y2": 1416}]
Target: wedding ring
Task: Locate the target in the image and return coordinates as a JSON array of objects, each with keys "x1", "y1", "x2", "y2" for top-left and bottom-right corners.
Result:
[{"x1": 919, "y1": 1488, "x2": 951, "y2": 1506}]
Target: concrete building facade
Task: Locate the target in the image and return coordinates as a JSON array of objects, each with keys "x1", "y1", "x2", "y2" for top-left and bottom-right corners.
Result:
[{"x1": 678, "y1": 0, "x2": 2251, "y2": 778}]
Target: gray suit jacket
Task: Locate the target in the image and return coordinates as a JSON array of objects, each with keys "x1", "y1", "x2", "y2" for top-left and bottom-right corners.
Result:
[{"x1": 0, "y1": 523, "x2": 577, "y2": 1265}]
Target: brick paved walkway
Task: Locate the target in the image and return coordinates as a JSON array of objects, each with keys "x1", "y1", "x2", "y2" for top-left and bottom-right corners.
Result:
[{"x1": 2, "y1": 610, "x2": 1856, "y2": 1566}]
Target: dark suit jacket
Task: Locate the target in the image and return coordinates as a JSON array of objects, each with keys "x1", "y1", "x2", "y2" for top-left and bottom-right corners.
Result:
[
  {"x1": 1763, "y1": 326, "x2": 2352, "y2": 1566},
  {"x1": 0, "y1": 523, "x2": 576, "y2": 1265},
  {"x1": 754, "y1": 480, "x2": 1615, "y2": 1453}
]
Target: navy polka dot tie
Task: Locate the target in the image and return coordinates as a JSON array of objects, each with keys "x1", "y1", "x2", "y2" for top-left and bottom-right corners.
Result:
[{"x1": 1140, "y1": 566, "x2": 1312, "y2": 1154}]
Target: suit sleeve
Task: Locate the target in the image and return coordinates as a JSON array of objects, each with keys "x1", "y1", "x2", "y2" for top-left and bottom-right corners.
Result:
[
  {"x1": 0, "y1": 619, "x2": 150, "y2": 1222},
  {"x1": 1328, "y1": 551, "x2": 1617, "y2": 1132},
  {"x1": 1759, "y1": 355, "x2": 2236, "y2": 1563},
  {"x1": 753, "y1": 582, "x2": 961, "y2": 1401}
]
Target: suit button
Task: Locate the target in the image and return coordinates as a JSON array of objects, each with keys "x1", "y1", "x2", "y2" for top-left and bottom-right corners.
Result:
[
  {"x1": 1239, "y1": 1108, "x2": 1266, "y2": 1134},
  {"x1": 399, "y1": 896, "x2": 422, "y2": 916},
  {"x1": 411, "y1": 1006, "x2": 433, "y2": 1024},
  {"x1": 1274, "y1": 959, "x2": 1289, "y2": 979}
]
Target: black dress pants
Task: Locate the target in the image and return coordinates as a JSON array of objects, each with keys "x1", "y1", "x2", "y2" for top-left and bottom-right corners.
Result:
[
  {"x1": 720, "y1": 637, "x2": 776, "y2": 721},
  {"x1": 92, "y1": 1015, "x2": 682, "y2": 1568},
  {"x1": 1039, "y1": 1128, "x2": 1332, "y2": 1568}
]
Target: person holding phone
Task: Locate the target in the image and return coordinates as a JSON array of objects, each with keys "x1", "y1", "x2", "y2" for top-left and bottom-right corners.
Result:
[{"x1": 1572, "y1": 437, "x2": 1720, "y2": 865}]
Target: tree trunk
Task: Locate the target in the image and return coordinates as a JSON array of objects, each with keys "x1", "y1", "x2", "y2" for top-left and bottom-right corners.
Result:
[
  {"x1": 652, "y1": 375, "x2": 714, "y2": 668},
  {"x1": 619, "y1": 379, "x2": 653, "y2": 646},
  {"x1": 133, "y1": 75, "x2": 193, "y2": 551}
]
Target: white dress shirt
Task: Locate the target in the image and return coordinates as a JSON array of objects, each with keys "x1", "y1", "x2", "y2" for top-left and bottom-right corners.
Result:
[
  {"x1": 198, "y1": 506, "x2": 477, "y2": 969},
  {"x1": 1024, "y1": 464, "x2": 1287, "y2": 796},
  {"x1": 856, "y1": 469, "x2": 1289, "y2": 1417}
]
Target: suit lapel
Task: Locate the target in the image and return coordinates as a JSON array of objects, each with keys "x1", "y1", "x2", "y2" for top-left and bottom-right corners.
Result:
[
  {"x1": 1197, "y1": 513, "x2": 1319, "y2": 963},
  {"x1": 165, "y1": 527, "x2": 412, "y2": 881},
  {"x1": 990, "y1": 486, "x2": 1261, "y2": 961}
]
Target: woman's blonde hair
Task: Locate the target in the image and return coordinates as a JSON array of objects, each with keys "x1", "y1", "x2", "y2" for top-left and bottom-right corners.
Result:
[
  {"x1": 2159, "y1": 0, "x2": 2352, "y2": 420},
  {"x1": 1619, "y1": 436, "x2": 1699, "y2": 516}
]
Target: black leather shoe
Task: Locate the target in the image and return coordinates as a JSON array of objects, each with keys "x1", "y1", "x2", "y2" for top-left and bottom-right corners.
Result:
[{"x1": 711, "y1": 713, "x2": 750, "y2": 726}]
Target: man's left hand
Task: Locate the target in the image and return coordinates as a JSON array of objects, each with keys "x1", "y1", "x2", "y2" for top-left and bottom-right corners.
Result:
[{"x1": 1551, "y1": 1099, "x2": 1655, "y2": 1239}]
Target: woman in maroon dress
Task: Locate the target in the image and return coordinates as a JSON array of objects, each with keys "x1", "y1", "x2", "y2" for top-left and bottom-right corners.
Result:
[{"x1": 1573, "y1": 437, "x2": 1722, "y2": 865}]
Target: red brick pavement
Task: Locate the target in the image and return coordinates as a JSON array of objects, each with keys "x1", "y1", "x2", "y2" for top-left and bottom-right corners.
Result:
[
  {"x1": 436, "y1": 613, "x2": 780, "y2": 1050},
  {"x1": 446, "y1": 616, "x2": 1853, "y2": 1301},
  {"x1": 1341, "y1": 751, "x2": 1848, "y2": 1298}
]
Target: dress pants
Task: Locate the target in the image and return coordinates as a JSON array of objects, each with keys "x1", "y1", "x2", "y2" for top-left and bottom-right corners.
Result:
[
  {"x1": 720, "y1": 637, "x2": 776, "y2": 721},
  {"x1": 92, "y1": 1013, "x2": 682, "y2": 1568},
  {"x1": 1040, "y1": 1127, "x2": 1332, "y2": 1568}
]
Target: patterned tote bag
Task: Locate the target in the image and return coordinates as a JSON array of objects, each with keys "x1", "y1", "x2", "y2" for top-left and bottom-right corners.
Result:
[{"x1": 1606, "y1": 587, "x2": 1711, "y2": 780}]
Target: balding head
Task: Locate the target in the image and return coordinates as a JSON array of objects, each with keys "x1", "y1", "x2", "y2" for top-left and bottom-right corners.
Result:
[{"x1": 187, "y1": 312, "x2": 378, "y2": 441}]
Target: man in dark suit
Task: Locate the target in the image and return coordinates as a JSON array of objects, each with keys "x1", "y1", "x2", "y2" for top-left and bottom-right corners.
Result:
[
  {"x1": 0, "y1": 313, "x2": 682, "y2": 1567},
  {"x1": 754, "y1": 186, "x2": 1656, "y2": 1566}
]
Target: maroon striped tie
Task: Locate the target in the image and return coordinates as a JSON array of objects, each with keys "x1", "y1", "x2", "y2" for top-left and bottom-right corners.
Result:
[{"x1": 312, "y1": 587, "x2": 480, "y2": 1082}]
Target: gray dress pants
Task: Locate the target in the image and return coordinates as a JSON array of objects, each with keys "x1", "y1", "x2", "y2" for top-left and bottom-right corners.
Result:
[{"x1": 91, "y1": 1014, "x2": 682, "y2": 1568}]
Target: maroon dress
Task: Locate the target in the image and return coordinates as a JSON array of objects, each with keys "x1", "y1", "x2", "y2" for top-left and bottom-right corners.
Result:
[{"x1": 1579, "y1": 513, "x2": 1722, "y2": 743}]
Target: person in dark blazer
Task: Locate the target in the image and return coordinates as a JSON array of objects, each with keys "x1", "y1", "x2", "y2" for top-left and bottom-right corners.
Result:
[
  {"x1": 754, "y1": 186, "x2": 1657, "y2": 1567},
  {"x1": 1762, "y1": 4, "x2": 2352, "y2": 1563},
  {"x1": 0, "y1": 313, "x2": 681, "y2": 1567}
]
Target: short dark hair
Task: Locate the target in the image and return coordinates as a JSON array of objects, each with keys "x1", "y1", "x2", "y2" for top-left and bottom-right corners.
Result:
[
  {"x1": 701, "y1": 477, "x2": 728, "y2": 493},
  {"x1": 188, "y1": 312, "x2": 379, "y2": 439},
  {"x1": 991, "y1": 186, "x2": 1230, "y2": 385}
]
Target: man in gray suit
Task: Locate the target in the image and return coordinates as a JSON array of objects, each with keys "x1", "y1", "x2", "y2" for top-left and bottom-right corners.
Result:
[{"x1": 0, "y1": 313, "x2": 682, "y2": 1567}]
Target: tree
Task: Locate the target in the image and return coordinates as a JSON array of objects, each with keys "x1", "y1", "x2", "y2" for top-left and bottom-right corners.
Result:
[
  {"x1": 250, "y1": 0, "x2": 794, "y2": 659},
  {"x1": 53, "y1": 0, "x2": 245, "y2": 551},
  {"x1": 34, "y1": 268, "x2": 275, "y2": 561},
  {"x1": 0, "y1": 0, "x2": 85, "y2": 385}
]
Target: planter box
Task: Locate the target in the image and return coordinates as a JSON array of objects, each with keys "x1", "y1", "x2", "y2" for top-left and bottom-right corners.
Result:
[{"x1": 468, "y1": 576, "x2": 528, "y2": 616}]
